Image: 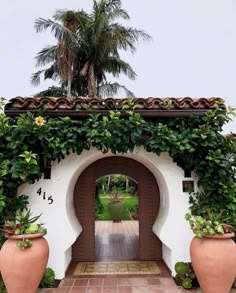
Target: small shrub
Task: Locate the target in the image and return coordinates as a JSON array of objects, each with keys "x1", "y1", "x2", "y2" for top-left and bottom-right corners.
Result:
[
  {"x1": 174, "y1": 262, "x2": 199, "y2": 290},
  {"x1": 0, "y1": 274, "x2": 7, "y2": 293},
  {"x1": 39, "y1": 267, "x2": 55, "y2": 288},
  {"x1": 232, "y1": 278, "x2": 236, "y2": 289},
  {"x1": 126, "y1": 186, "x2": 136, "y2": 195},
  {"x1": 129, "y1": 204, "x2": 139, "y2": 220}
]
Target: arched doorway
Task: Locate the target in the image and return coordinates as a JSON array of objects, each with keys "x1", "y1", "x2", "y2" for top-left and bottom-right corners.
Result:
[{"x1": 72, "y1": 156, "x2": 162, "y2": 261}]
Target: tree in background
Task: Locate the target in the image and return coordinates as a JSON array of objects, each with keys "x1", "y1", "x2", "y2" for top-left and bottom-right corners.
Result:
[
  {"x1": 33, "y1": 11, "x2": 79, "y2": 97},
  {"x1": 32, "y1": 0, "x2": 151, "y2": 97},
  {"x1": 96, "y1": 174, "x2": 137, "y2": 194}
]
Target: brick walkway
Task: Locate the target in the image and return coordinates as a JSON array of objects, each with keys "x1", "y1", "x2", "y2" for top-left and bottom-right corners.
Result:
[
  {"x1": 38, "y1": 277, "x2": 236, "y2": 293},
  {"x1": 38, "y1": 276, "x2": 190, "y2": 292}
]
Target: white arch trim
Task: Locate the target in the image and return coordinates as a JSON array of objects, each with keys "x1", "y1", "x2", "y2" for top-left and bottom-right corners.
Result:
[{"x1": 18, "y1": 147, "x2": 195, "y2": 279}]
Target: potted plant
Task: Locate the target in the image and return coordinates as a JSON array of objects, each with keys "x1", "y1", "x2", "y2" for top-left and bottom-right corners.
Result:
[
  {"x1": 108, "y1": 188, "x2": 125, "y2": 222},
  {"x1": 0, "y1": 209, "x2": 49, "y2": 293},
  {"x1": 185, "y1": 211, "x2": 236, "y2": 293}
]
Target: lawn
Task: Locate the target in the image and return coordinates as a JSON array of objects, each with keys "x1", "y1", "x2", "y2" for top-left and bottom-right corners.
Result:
[{"x1": 96, "y1": 195, "x2": 138, "y2": 221}]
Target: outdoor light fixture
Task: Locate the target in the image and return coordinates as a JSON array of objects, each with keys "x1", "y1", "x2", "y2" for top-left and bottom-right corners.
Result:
[{"x1": 182, "y1": 180, "x2": 194, "y2": 193}]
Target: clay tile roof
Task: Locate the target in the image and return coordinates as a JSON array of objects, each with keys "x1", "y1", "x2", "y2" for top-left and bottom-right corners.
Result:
[
  {"x1": 4, "y1": 96, "x2": 224, "y2": 118},
  {"x1": 224, "y1": 133, "x2": 236, "y2": 139}
]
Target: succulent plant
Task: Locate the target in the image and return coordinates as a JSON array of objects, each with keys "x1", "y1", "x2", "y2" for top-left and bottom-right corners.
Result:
[
  {"x1": 174, "y1": 262, "x2": 199, "y2": 290},
  {"x1": 185, "y1": 210, "x2": 234, "y2": 239},
  {"x1": 2, "y1": 209, "x2": 47, "y2": 250}
]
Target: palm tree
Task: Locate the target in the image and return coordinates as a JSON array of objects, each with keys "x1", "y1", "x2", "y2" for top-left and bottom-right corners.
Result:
[
  {"x1": 77, "y1": 0, "x2": 151, "y2": 97},
  {"x1": 32, "y1": 0, "x2": 151, "y2": 97},
  {"x1": 34, "y1": 10, "x2": 80, "y2": 97}
]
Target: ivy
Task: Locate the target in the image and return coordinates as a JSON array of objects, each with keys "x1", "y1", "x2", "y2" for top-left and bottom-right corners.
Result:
[{"x1": 0, "y1": 104, "x2": 235, "y2": 233}]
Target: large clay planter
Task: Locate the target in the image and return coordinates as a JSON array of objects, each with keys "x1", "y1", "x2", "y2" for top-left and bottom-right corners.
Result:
[
  {"x1": 190, "y1": 232, "x2": 236, "y2": 293},
  {"x1": 0, "y1": 233, "x2": 49, "y2": 293},
  {"x1": 108, "y1": 201, "x2": 125, "y2": 222}
]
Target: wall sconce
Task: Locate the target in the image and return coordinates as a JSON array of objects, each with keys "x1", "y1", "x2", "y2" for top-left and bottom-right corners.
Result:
[{"x1": 182, "y1": 180, "x2": 194, "y2": 193}]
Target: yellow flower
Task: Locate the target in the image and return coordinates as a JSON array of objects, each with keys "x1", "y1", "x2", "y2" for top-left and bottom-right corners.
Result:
[{"x1": 34, "y1": 116, "x2": 45, "y2": 127}]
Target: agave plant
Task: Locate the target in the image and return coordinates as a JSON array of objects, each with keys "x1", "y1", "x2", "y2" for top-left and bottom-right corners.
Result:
[{"x1": 2, "y1": 209, "x2": 47, "y2": 250}]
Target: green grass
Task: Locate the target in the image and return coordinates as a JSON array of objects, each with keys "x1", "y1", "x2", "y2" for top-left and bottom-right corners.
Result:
[
  {"x1": 96, "y1": 196, "x2": 138, "y2": 221},
  {"x1": 99, "y1": 192, "x2": 134, "y2": 198}
]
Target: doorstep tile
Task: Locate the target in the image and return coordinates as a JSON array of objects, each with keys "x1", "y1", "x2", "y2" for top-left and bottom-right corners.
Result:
[
  {"x1": 118, "y1": 278, "x2": 132, "y2": 286},
  {"x1": 132, "y1": 286, "x2": 150, "y2": 293},
  {"x1": 103, "y1": 278, "x2": 118, "y2": 286},
  {"x1": 44, "y1": 289, "x2": 71, "y2": 293},
  {"x1": 130, "y1": 278, "x2": 148, "y2": 286},
  {"x1": 59, "y1": 279, "x2": 75, "y2": 287},
  {"x1": 86, "y1": 287, "x2": 102, "y2": 293},
  {"x1": 117, "y1": 286, "x2": 133, "y2": 293},
  {"x1": 165, "y1": 288, "x2": 182, "y2": 293},
  {"x1": 103, "y1": 286, "x2": 117, "y2": 293},
  {"x1": 74, "y1": 278, "x2": 89, "y2": 286},
  {"x1": 70, "y1": 287, "x2": 87, "y2": 293},
  {"x1": 149, "y1": 287, "x2": 165, "y2": 293},
  {"x1": 147, "y1": 278, "x2": 161, "y2": 285},
  {"x1": 159, "y1": 277, "x2": 176, "y2": 287},
  {"x1": 88, "y1": 278, "x2": 103, "y2": 286}
]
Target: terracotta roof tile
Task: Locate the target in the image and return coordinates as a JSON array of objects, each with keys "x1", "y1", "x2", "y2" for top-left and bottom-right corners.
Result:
[{"x1": 4, "y1": 96, "x2": 224, "y2": 118}]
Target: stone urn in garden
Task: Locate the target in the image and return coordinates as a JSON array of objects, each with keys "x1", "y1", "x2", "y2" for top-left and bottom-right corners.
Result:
[
  {"x1": 0, "y1": 209, "x2": 49, "y2": 293},
  {"x1": 185, "y1": 212, "x2": 236, "y2": 293},
  {"x1": 108, "y1": 189, "x2": 125, "y2": 222}
]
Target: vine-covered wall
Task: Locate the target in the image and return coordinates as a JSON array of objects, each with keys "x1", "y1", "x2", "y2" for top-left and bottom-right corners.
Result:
[{"x1": 0, "y1": 103, "x2": 235, "y2": 242}]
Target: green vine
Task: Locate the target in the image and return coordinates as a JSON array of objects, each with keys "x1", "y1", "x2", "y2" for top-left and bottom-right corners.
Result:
[{"x1": 0, "y1": 104, "x2": 235, "y2": 238}]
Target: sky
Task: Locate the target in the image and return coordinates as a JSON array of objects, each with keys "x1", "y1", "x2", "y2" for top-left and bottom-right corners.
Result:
[{"x1": 0, "y1": 0, "x2": 235, "y2": 132}]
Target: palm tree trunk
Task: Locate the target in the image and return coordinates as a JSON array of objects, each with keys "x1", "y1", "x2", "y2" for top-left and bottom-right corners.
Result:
[
  {"x1": 107, "y1": 175, "x2": 111, "y2": 192},
  {"x1": 67, "y1": 52, "x2": 72, "y2": 97},
  {"x1": 80, "y1": 61, "x2": 89, "y2": 77},
  {"x1": 126, "y1": 176, "x2": 129, "y2": 192},
  {"x1": 88, "y1": 63, "x2": 96, "y2": 97}
]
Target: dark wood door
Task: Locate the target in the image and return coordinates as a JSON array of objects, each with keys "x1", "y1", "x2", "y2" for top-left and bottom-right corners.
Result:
[{"x1": 72, "y1": 156, "x2": 162, "y2": 261}]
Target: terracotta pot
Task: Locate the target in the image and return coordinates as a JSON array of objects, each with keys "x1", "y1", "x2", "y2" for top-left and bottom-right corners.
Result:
[
  {"x1": 108, "y1": 201, "x2": 125, "y2": 222},
  {"x1": 190, "y1": 232, "x2": 236, "y2": 293},
  {"x1": 0, "y1": 233, "x2": 49, "y2": 293}
]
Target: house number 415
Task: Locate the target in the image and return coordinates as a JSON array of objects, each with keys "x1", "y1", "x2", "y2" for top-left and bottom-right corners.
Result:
[{"x1": 37, "y1": 188, "x2": 54, "y2": 205}]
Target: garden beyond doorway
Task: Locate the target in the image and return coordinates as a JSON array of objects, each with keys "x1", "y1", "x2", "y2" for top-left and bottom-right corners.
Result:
[
  {"x1": 95, "y1": 175, "x2": 139, "y2": 260},
  {"x1": 72, "y1": 156, "x2": 162, "y2": 262},
  {"x1": 95, "y1": 175, "x2": 139, "y2": 221}
]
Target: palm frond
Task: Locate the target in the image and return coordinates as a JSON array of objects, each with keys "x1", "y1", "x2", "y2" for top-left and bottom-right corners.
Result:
[
  {"x1": 103, "y1": 57, "x2": 137, "y2": 80},
  {"x1": 44, "y1": 64, "x2": 60, "y2": 81},
  {"x1": 31, "y1": 64, "x2": 60, "y2": 86},
  {"x1": 35, "y1": 45, "x2": 57, "y2": 68},
  {"x1": 34, "y1": 18, "x2": 76, "y2": 43},
  {"x1": 53, "y1": 8, "x2": 89, "y2": 27},
  {"x1": 93, "y1": 11, "x2": 109, "y2": 44},
  {"x1": 34, "y1": 86, "x2": 68, "y2": 97},
  {"x1": 108, "y1": 8, "x2": 129, "y2": 21},
  {"x1": 108, "y1": 24, "x2": 151, "y2": 53},
  {"x1": 30, "y1": 70, "x2": 45, "y2": 86},
  {"x1": 53, "y1": 9, "x2": 70, "y2": 22},
  {"x1": 97, "y1": 81, "x2": 135, "y2": 98}
]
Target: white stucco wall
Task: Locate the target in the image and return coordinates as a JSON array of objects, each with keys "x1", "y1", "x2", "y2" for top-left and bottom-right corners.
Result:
[{"x1": 18, "y1": 148, "x2": 196, "y2": 279}]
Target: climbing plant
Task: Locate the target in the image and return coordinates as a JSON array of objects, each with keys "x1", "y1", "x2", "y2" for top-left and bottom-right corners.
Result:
[{"x1": 0, "y1": 100, "x2": 235, "y2": 241}]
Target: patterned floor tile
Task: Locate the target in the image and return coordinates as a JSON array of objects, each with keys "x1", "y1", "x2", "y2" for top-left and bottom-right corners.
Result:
[{"x1": 73, "y1": 261, "x2": 161, "y2": 275}]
